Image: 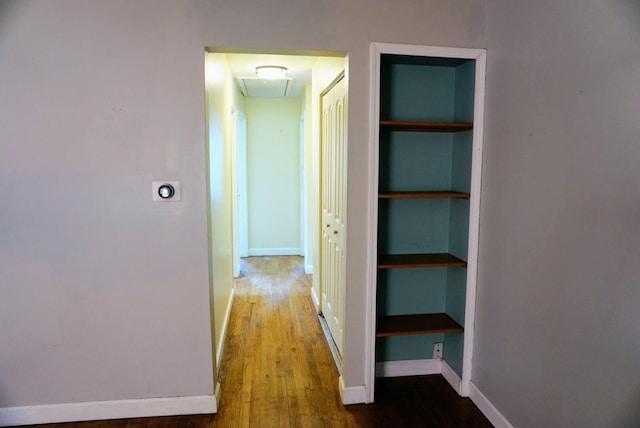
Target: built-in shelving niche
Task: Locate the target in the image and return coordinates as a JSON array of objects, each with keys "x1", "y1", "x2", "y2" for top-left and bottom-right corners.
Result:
[{"x1": 376, "y1": 53, "x2": 476, "y2": 378}]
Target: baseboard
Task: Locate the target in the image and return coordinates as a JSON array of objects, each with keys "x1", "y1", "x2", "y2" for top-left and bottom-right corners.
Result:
[
  {"x1": 318, "y1": 315, "x2": 342, "y2": 374},
  {"x1": 440, "y1": 360, "x2": 462, "y2": 395},
  {"x1": 215, "y1": 288, "x2": 235, "y2": 370},
  {"x1": 304, "y1": 263, "x2": 313, "y2": 275},
  {"x1": 372, "y1": 360, "x2": 511, "y2": 428},
  {"x1": 0, "y1": 395, "x2": 217, "y2": 427},
  {"x1": 310, "y1": 287, "x2": 320, "y2": 312},
  {"x1": 469, "y1": 382, "x2": 514, "y2": 428},
  {"x1": 375, "y1": 359, "x2": 442, "y2": 378},
  {"x1": 338, "y1": 376, "x2": 367, "y2": 405},
  {"x1": 248, "y1": 248, "x2": 300, "y2": 256},
  {"x1": 214, "y1": 382, "x2": 221, "y2": 406},
  {"x1": 376, "y1": 359, "x2": 462, "y2": 397}
]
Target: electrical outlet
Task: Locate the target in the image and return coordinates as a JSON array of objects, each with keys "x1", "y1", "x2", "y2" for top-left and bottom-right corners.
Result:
[{"x1": 433, "y1": 342, "x2": 443, "y2": 359}]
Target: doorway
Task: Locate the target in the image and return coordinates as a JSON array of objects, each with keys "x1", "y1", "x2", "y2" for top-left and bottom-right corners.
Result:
[{"x1": 204, "y1": 50, "x2": 348, "y2": 385}]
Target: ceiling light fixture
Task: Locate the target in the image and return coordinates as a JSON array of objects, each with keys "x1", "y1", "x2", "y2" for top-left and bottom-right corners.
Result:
[{"x1": 255, "y1": 65, "x2": 288, "y2": 79}]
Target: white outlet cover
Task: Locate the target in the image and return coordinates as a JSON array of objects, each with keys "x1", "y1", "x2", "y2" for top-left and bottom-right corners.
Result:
[{"x1": 152, "y1": 181, "x2": 181, "y2": 201}]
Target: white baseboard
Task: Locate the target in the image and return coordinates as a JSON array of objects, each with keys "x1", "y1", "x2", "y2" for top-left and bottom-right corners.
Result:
[
  {"x1": 304, "y1": 263, "x2": 313, "y2": 275},
  {"x1": 0, "y1": 395, "x2": 217, "y2": 427},
  {"x1": 375, "y1": 359, "x2": 462, "y2": 395},
  {"x1": 338, "y1": 376, "x2": 367, "y2": 405},
  {"x1": 373, "y1": 359, "x2": 510, "y2": 428},
  {"x1": 310, "y1": 287, "x2": 320, "y2": 312},
  {"x1": 248, "y1": 248, "x2": 301, "y2": 256},
  {"x1": 375, "y1": 359, "x2": 442, "y2": 378},
  {"x1": 440, "y1": 360, "x2": 462, "y2": 395},
  {"x1": 469, "y1": 382, "x2": 514, "y2": 428},
  {"x1": 214, "y1": 382, "x2": 221, "y2": 404},
  {"x1": 215, "y1": 288, "x2": 235, "y2": 370}
]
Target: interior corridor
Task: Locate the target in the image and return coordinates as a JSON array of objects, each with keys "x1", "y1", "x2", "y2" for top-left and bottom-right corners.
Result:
[
  {"x1": 215, "y1": 256, "x2": 348, "y2": 426},
  {"x1": 212, "y1": 256, "x2": 494, "y2": 427}
]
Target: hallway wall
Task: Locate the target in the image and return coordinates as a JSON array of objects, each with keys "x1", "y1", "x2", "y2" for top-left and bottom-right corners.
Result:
[{"x1": 245, "y1": 97, "x2": 302, "y2": 256}]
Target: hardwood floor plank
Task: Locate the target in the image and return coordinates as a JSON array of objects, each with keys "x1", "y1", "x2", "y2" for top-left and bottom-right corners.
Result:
[{"x1": 29, "y1": 256, "x2": 493, "y2": 428}]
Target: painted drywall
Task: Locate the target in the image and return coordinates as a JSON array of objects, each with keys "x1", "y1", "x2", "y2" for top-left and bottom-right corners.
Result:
[
  {"x1": 245, "y1": 98, "x2": 302, "y2": 255},
  {"x1": 0, "y1": 0, "x2": 485, "y2": 416},
  {"x1": 476, "y1": 1, "x2": 640, "y2": 427},
  {"x1": 0, "y1": 1, "x2": 214, "y2": 408},
  {"x1": 204, "y1": 53, "x2": 239, "y2": 374}
]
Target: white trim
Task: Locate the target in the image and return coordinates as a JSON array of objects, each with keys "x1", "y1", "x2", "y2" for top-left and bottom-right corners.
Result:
[
  {"x1": 231, "y1": 107, "x2": 240, "y2": 278},
  {"x1": 338, "y1": 376, "x2": 367, "y2": 405},
  {"x1": 370, "y1": 360, "x2": 514, "y2": 428},
  {"x1": 375, "y1": 359, "x2": 441, "y2": 378},
  {"x1": 236, "y1": 113, "x2": 249, "y2": 259},
  {"x1": 370, "y1": 42, "x2": 485, "y2": 60},
  {"x1": 310, "y1": 286, "x2": 321, "y2": 312},
  {"x1": 304, "y1": 263, "x2": 313, "y2": 275},
  {"x1": 365, "y1": 41, "x2": 383, "y2": 405},
  {"x1": 247, "y1": 248, "x2": 301, "y2": 256},
  {"x1": 469, "y1": 382, "x2": 515, "y2": 428},
  {"x1": 0, "y1": 395, "x2": 217, "y2": 427},
  {"x1": 215, "y1": 288, "x2": 235, "y2": 370},
  {"x1": 461, "y1": 48, "x2": 487, "y2": 397},
  {"x1": 441, "y1": 360, "x2": 462, "y2": 395},
  {"x1": 299, "y1": 113, "x2": 307, "y2": 269},
  {"x1": 214, "y1": 382, "x2": 222, "y2": 402},
  {"x1": 366, "y1": 42, "x2": 487, "y2": 403}
]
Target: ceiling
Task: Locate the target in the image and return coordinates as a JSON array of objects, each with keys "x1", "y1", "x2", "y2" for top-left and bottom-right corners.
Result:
[{"x1": 224, "y1": 53, "x2": 319, "y2": 98}]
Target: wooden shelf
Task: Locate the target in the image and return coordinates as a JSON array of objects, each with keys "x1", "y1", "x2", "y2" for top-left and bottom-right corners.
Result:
[
  {"x1": 378, "y1": 253, "x2": 467, "y2": 269},
  {"x1": 380, "y1": 120, "x2": 473, "y2": 133},
  {"x1": 376, "y1": 313, "x2": 464, "y2": 337},
  {"x1": 379, "y1": 191, "x2": 470, "y2": 200}
]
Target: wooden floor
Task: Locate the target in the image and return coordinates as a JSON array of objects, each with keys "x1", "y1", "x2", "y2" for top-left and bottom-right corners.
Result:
[{"x1": 31, "y1": 256, "x2": 492, "y2": 428}]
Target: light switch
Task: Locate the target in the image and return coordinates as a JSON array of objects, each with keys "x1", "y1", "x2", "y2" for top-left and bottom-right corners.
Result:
[{"x1": 152, "y1": 181, "x2": 181, "y2": 201}]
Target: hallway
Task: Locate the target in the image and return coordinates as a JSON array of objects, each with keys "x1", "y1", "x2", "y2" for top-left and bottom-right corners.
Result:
[
  {"x1": 212, "y1": 256, "x2": 494, "y2": 427},
  {"x1": 215, "y1": 256, "x2": 346, "y2": 426}
]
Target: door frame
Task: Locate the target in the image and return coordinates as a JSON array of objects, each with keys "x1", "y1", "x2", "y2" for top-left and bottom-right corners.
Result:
[{"x1": 232, "y1": 108, "x2": 248, "y2": 278}]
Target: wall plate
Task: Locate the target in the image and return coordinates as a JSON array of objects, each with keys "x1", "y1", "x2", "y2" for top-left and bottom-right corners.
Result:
[{"x1": 152, "y1": 181, "x2": 181, "y2": 201}]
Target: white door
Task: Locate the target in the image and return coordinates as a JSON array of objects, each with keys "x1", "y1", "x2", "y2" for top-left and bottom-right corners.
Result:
[{"x1": 320, "y1": 74, "x2": 347, "y2": 358}]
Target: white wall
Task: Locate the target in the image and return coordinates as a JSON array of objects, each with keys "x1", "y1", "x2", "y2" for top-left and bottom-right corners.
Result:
[
  {"x1": 476, "y1": 1, "x2": 640, "y2": 427},
  {"x1": 245, "y1": 98, "x2": 302, "y2": 256},
  {"x1": 204, "y1": 53, "x2": 238, "y2": 376},
  {"x1": 0, "y1": 0, "x2": 485, "y2": 420}
]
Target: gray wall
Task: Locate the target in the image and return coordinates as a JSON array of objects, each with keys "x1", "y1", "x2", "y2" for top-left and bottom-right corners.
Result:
[
  {"x1": 0, "y1": 0, "x2": 485, "y2": 410},
  {"x1": 0, "y1": 1, "x2": 214, "y2": 406},
  {"x1": 476, "y1": 1, "x2": 640, "y2": 426}
]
